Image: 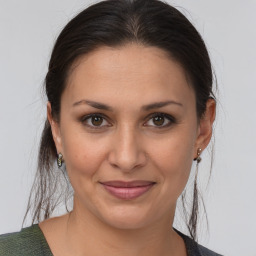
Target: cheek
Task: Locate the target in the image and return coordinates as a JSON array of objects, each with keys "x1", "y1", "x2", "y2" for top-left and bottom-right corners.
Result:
[
  {"x1": 60, "y1": 127, "x2": 108, "y2": 188},
  {"x1": 150, "y1": 127, "x2": 196, "y2": 198}
]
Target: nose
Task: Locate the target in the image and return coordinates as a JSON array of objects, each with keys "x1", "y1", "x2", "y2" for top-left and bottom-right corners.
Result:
[{"x1": 108, "y1": 125, "x2": 147, "y2": 172}]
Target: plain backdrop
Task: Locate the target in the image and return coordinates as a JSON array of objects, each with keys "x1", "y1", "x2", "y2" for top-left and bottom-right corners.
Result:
[{"x1": 0, "y1": 1, "x2": 255, "y2": 256}]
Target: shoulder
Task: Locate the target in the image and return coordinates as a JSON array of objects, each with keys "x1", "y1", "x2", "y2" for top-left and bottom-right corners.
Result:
[
  {"x1": 0, "y1": 224, "x2": 52, "y2": 256},
  {"x1": 196, "y1": 243, "x2": 223, "y2": 256},
  {"x1": 174, "y1": 228, "x2": 223, "y2": 256}
]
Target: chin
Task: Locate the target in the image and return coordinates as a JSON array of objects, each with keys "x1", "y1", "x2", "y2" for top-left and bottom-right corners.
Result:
[
  {"x1": 104, "y1": 216, "x2": 150, "y2": 230},
  {"x1": 97, "y1": 204, "x2": 158, "y2": 230}
]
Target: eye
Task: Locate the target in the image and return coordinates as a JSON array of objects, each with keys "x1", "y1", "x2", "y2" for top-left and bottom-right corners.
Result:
[
  {"x1": 144, "y1": 113, "x2": 175, "y2": 128},
  {"x1": 81, "y1": 114, "x2": 110, "y2": 129}
]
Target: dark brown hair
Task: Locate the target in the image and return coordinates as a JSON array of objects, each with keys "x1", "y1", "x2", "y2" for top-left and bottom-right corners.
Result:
[{"x1": 23, "y1": 0, "x2": 216, "y2": 241}]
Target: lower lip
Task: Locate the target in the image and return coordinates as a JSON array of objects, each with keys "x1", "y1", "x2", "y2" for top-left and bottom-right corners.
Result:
[{"x1": 101, "y1": 184, "x2": 155, "y2": 200}]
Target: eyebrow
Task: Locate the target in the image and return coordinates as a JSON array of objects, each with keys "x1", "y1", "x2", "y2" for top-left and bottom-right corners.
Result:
[
  {"x1": 141, "y1": 100, "x2": 183, "y2": 111},
  {"x1": 72, "y1": 99, "x2": 183, "y2": 111},
  {"x1": 73, "y1": 100, "x2": 114, "y2": 111}
]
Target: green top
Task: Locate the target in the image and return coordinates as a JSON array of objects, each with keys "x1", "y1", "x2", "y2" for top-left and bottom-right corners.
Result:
[
  {"x1": 0, "y1": 224, "x2": 222, "y2": 256},
  {"x1": 0, "y1": 225, "x2": 52, "y2": 256}
]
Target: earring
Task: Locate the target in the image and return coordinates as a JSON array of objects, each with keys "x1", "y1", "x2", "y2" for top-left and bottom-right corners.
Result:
[
  {"x1": 57, "y1": 153, "x2": 63, "y2": 168},
  {"x1": 190, "y1": 148, "x2": 202, "y2": 239},
  {"x1": 194, "y1": 148, "x2": 202, "y2": 163},
  {"x1": 194, "y1": 148, "x2": 202, "y2": 180}
]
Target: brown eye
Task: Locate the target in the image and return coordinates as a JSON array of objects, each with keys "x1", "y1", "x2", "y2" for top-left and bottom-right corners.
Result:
[
  {"x1": 91, "y1": 116, "x2": 103, "y2": 126},
  {"x1": 152, "y1": 116, "x2": 165, "y2": 126},
  {"x1": 145, "y1": 113, "x2": 176, "y2": 128},
  {"x1": 81, "y1": 114, "x2": 110, "y2": 129}
]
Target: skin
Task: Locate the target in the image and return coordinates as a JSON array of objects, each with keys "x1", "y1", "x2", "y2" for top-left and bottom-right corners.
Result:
[{"x1": 40, "y1": 43, "x2": 215, "y2": 256}]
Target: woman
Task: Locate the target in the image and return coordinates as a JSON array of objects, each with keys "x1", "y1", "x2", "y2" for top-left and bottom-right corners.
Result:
[{"x1": 0, "y1": 0, "x2": 222, "y2": 255}]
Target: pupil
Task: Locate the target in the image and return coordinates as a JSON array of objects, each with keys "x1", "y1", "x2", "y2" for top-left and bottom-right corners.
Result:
[
  {"x1": 153, "y1": 116, "x2": 164, "y2": 126},
  {"x1": 92, "y1": 116, "x2": 103, "y2": 126}
]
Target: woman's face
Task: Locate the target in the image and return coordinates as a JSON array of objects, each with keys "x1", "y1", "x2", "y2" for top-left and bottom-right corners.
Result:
[{"x1": 49, "y1": 43, "x2": 214, "y2": 229}]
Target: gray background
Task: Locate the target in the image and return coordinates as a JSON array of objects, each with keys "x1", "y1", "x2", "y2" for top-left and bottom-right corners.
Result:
[{"x1": 0, "y1": 1, "x2": 255, "y2": 255}]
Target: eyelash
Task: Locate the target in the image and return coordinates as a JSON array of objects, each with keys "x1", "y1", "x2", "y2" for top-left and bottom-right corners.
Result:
[
  {"x1": 145, "y1": 112, "x2": 176, "y2": 128},
  {"x1": 81, "y1": 112, "x2": 176, "y2": 130}
]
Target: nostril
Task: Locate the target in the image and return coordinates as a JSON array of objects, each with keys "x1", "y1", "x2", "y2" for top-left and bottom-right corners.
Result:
[{"x1": 108, "y1": 151, "x2": 147, "y2": 172}]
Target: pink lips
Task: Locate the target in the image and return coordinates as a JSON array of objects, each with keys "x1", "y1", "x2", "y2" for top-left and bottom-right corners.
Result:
[{"x1": 100, "y1": 180, "x2": 155, "y2": 200}]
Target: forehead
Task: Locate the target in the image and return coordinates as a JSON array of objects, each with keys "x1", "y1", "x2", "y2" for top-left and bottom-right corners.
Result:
[{"x1": 63, "y1": 43, "x2": 195, "y2": 108}]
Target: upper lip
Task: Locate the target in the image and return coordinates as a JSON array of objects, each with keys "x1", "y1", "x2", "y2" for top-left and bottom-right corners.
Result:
[{"x1": 100, "y1": 180, "x2": 156, "y2": 188}]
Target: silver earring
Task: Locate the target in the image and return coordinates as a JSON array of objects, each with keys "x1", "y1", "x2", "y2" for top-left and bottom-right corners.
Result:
[
  {"x1": 194, "y1": 148, "x2": 202, "y2": 163},
  {"x1": 57, "y1": 153, "x2": 63, "y2": 168}
]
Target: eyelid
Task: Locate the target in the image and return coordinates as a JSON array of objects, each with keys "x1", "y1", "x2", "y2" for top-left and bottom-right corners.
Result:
[
  {"x1": 81, "y1": 113, "x2": 112, "y2": 129},
  {"x1": 81, "y1": 112, "x2": 108, "y2": 120},
  {"x1": 143, "y1": 112, "x2": 176, "y2": 128}
]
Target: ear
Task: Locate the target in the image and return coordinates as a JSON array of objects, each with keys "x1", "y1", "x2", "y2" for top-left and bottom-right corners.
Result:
[
  {"x1": 194, "y1": 98, "x2": 216, "y2": 157},
  {"x1": 47, "y1": 102, "x2": 63, "y2": 154}
]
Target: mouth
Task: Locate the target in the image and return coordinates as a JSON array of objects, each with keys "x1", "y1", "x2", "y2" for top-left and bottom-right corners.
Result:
[{"x1": 99, "y1": 180, "x2": 156, "y2": 200}]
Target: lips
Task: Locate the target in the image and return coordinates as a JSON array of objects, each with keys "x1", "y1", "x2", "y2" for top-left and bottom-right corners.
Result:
[{"x1": 100, "y1": 180, "x2": 156, "y2": 200}]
